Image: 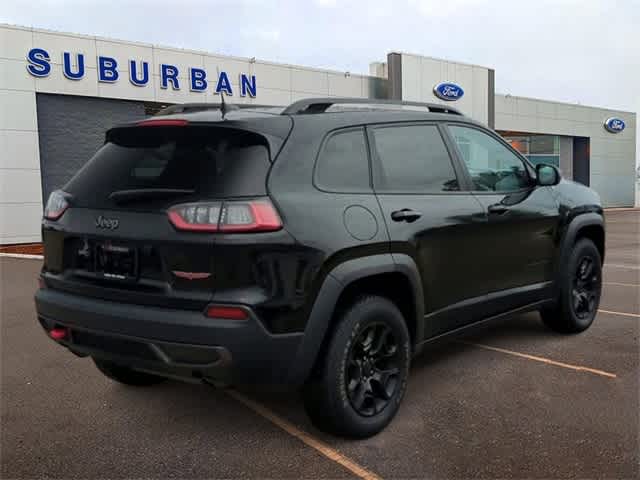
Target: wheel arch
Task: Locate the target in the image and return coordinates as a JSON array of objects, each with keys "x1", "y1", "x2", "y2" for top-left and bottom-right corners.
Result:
[
  {"x1": 286, "y1": 254, "x2": 424, "y2": 385},
  {"x1": 561, "y1": 213, "x2": 605, "y2": 264},
  {"x1": 555, "y1": 212, "x2": 605, "y2": 294}
]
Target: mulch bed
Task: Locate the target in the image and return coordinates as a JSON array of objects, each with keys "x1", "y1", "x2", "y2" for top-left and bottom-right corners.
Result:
[{"x1": 0, "y1": 243, "x2": 44, "y2": 255}]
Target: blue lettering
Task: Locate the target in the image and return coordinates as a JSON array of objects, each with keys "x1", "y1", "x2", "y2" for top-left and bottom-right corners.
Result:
[
  {"x1": 129, "y1": 60, "x2": 149, "y2": 86},
  {"x1": 215, "y1": 71, "x2": 233, "y2": 95},
  {"x1": 26, "y1": 48, "x2": 51, "y2": 77},
  {"x1": 62, "y1": 52, "x2": 85, "y2": 80},
  {"x1": 160, "y1": 64, "x2": 180, "y2": 90},
  {"x1": 240, "y1": 74, "x2": 256, "y2": 97},
  {"x1": 98, "y1": 56, "x2": 119, "y2": 82},
  {"x1": 190, "y1": 68, "x2": 207, "y2": 92}
]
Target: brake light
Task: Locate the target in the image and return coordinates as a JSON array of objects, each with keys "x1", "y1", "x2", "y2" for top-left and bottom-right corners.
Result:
[
  {"x1": 168, "y1": 199, "x2": 282, "y2": 233},
  {"x1": 205, "y1": 305, "x2": 249, "y2": 320},
  {"x1": 137, "y1": 119, "x2": 189, "y2": 127},
  {"x1": 43, "y1": 190, "x2": 70, "y2": 220}
]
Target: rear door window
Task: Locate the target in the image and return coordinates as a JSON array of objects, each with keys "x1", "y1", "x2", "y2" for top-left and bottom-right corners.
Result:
[
  {"x1": 314, "y1": 128, "x2": 371, "y2": 192},
  {"x1": 370, "y1": 124, "x2": 460, "y2": 193},
  {"x1": 64, "y1": 126, "x2": 271, "y2": 209}
]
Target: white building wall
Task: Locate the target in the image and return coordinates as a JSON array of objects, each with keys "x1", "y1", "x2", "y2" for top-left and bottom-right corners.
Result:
[
  {"x1": 495, "y1": 94, "x2": 637, "y2": 207},
  {"x1": 395, "y1": 52, "x2": 490, "y2": 124},
  {"x1": 0, "y1": 24, "x2": 386, "y2": 244},
  {"x1": 0, "y1": 25, "x2": 43, "y2": 244}
]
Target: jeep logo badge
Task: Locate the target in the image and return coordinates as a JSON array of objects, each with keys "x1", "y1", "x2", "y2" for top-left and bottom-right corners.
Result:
[{"x1": 95, "y1": 215, "x2": 119, "y2": 230}]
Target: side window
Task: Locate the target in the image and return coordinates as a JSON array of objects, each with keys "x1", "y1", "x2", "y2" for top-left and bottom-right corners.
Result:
[
  {"x1": 315, "y1": 128, "x2": 371, "y2": 192},
  {"x1": 371, "y1": 125, "x2": 459, "y2": 193},
  {"x1": 449, "y1": 125, "x2": 531, "y2": 192}
]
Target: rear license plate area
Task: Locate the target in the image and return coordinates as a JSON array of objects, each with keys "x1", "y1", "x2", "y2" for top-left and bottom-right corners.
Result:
[{"x1": 95, "y1": 242, "x2": 138, "y2": 281}]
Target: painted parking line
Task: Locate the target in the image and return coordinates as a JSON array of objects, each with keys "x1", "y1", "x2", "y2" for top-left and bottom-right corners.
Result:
[
  {"x1": 459, "y1": 341, "x2": 617, "y2": 379},
  {"x1": 604, "y1": 282, "x2": 640, "y2": 288},
  {"x1": 604, "y1": 263, "x2": 640, "y2": 270},
  {"x1": 604, "y1": 208, "x2": 640, "y2": 213},
  {"x1": 227, "y1": 390, "x2": 382, "y2": 480},
  {"x1": 0, "y1": 253, "x2": 44, "y2": 260},
  {"x1": 598, "y1": 309, "x2": 640, "y2": 318}
]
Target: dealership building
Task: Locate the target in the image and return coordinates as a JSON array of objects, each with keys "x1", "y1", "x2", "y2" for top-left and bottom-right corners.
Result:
[{"x1": 0, "y1": 23, "x2": 636, "y2": 245}]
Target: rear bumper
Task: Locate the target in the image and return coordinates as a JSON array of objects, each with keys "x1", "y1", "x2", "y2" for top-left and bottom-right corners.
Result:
[{"x1": 35, "y1": 288, "x2": 304, "y2": 386}]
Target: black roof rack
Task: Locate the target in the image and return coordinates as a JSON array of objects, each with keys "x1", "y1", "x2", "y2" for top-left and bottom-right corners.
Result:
[
  {"x1": 154, "y1": 102, "x2": 276, "y2": 116},
  {"x1": 281, "y1": 97, "x2": 463, "y2": 116}
]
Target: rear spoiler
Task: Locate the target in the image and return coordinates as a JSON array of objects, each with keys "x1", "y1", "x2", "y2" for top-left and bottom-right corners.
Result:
[{"x1": 105, "y1": 116, "x2": 294, "y2": 163}]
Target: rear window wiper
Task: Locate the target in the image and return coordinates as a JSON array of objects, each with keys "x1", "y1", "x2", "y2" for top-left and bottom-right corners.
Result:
[{"x1": 108, "y1": 189, "x2": 196, "y2": 204}]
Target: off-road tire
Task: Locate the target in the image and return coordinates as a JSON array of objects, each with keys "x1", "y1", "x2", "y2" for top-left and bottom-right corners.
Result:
[
  {"x1": 303, "y1": 296, "x2": 411, "y2": 438},
  {"x1": 540, "y1": 238, "x2": 602, "y2": 333}
]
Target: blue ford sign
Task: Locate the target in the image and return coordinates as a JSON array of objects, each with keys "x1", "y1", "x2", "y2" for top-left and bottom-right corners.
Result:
[
  {"x1": 433, "y1": 82, "x2": 464, "y2": 101},
  {"x1": 604, "y1": 117, "x2": 625, "y2": 134},
  {"x1": 25, "y1": 47, "x2": 257, "y2": 97}
]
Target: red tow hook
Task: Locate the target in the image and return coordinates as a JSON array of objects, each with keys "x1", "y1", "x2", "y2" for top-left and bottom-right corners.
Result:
[{"x1": 49, "y1": 327, "x2": 69, "y2": 341}]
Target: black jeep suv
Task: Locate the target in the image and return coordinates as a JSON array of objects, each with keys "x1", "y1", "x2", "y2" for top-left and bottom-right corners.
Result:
[{"x1": 35, "y1": 98, "x2": 605, "y2": 438}]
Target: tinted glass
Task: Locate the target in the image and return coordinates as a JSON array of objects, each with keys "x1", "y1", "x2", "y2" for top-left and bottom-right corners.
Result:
[
  {"x1": 315, "y1": 129, "x2": 370, "y2": 192},
  {"x1": 450, "y1": 126, "x2": 530, "y2": 192},
  {"x1": 64, "y1": 126, "x2": 271, "y2": 209},
  {"x1": 501, "y1": 133, "x2": 560, "y2": 167},
  {"x1": 372, "y1": 125, "x2": 459, "y2": 193}
]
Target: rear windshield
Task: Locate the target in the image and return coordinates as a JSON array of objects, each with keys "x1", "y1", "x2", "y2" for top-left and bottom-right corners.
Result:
[{"x1": 64, "y1": 126, "x2": 271, "y2": 209}]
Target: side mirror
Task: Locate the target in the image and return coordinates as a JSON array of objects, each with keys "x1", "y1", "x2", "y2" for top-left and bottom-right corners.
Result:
[{"x1": 536, "y1": 164, "x2": 561, "y2": 186}]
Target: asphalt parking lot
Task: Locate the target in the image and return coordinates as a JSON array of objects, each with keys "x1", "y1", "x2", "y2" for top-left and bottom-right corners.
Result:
[{"x1": 1, "y1": 211, "x2": 638, "y2": 479}]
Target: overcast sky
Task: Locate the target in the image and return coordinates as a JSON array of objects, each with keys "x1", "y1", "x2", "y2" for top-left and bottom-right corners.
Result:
[{"x1": 2, "y1": 0, "x2": 639, "y2": 166}]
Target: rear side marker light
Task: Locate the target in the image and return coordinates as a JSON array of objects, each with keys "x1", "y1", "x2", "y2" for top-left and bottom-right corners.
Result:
[
  {"x1": 205, "y1": 305, "x2": 249, "y2": 320},
  {"x1": 168, "y1": 199, "x2": 282, "y2": 233},
  {"x1": 49, "y1": 327, "x2": 68, "y2": 341}
]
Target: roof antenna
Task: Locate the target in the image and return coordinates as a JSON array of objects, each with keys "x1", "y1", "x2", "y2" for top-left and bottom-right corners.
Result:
[{"x1": 220, "y1": 92, "x2": 228, "y2": 119}]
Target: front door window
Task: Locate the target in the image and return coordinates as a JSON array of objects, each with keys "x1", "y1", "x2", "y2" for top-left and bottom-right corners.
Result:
[{"x1": 449, "y1": 126, "x2": 531, "y2": 192}]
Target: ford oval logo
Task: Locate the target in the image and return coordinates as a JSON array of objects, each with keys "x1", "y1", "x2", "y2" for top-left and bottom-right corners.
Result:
[
  {"x1": 604, "y1": 117, "x2": 625, "y2": 134},
  {"x1": 433, "y1": 82, "x2": 464, "y2": 101}
]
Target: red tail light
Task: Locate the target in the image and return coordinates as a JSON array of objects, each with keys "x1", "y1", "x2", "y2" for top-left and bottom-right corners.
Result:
[
  {"x1": 168, "y1": 199, "x2": 282, "y2": 233},
  {"x1": 205, "y1": 305, "x2": 249, "y2": 320}
]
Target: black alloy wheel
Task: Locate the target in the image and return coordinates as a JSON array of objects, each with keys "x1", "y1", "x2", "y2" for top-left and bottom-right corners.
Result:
[
  {"x1": 540, "y1": 238, "x2": 602, "y2": 334},
  {"x1": 303, "y1": 295, "x2": 410, "y2": 438},
  {"x1": 346, "y1": 322, "x2": 401, "y2": 417},
  {"x1": 571, "y1": 255, "x2": 600, "y2": 319}
]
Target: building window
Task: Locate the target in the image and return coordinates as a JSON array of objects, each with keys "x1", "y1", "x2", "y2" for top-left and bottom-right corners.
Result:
[{"x1": 501, "y1": 133, "x2": 560, "y2": 167}]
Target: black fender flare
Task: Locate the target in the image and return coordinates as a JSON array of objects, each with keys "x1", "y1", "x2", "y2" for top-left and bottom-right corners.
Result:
[
  {"x1": 554, "y1": 212, "x2": 605, "y2": 289},
  {"x1": 286, "y1": 253, "x2": 424, "y2": 385}
]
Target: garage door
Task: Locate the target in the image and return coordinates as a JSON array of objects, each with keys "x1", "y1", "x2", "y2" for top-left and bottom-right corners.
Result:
[{"x1": 36, "y1": 93, "x2": 145, "y2": 202}]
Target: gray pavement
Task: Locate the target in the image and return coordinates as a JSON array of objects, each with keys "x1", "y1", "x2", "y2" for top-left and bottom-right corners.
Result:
[{"x1": 1, "y1": 211, "x2": 638, "y2": 479}]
